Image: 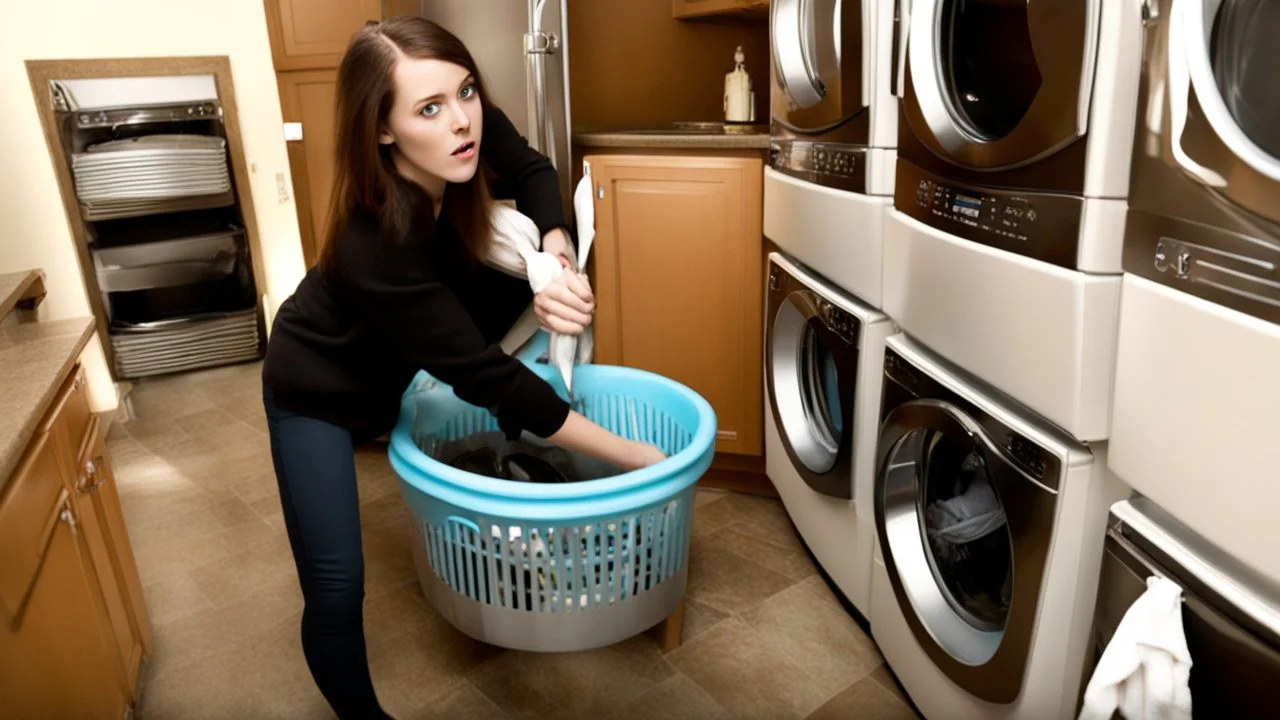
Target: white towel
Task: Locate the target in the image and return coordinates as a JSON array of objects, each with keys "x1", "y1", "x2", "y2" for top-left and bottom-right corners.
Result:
[
  {"x1": 1079, "y1": 575, "x2": 1193, "y2": 720},
  {"x1": 490, "y1": 161, "x2": 597, "y2": 396}
]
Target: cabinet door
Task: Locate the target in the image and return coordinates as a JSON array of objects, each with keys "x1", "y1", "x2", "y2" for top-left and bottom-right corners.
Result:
[
  {"x1": 589, "y1": 153, "x2": 764, "y2": 456},
  {"x1": 264, "y1": 0, "x2": 381, "y2": 71},
  {"x1": 0, "y1": 467, "x2": 126, "y2": 718},
  {"x1": 278, "y1": 69, "x2": 339, "y2": 267},
  {"x1": 68, "y1": 418, "x2": 152, "y2": 701}
]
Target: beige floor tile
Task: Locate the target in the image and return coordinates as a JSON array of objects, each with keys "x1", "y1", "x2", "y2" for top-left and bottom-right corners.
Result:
[
  {"x1": 403, "y1": 681, "x2": 510, "y2": 720},
  {"x1": 694, "y1": 488, "x2": 730, "y2": 508},
  {"x1": 602, "y1": 672, "x2": 727, "y2": 720},
  {"x1": 740, "y1": 582, "x2": 883, "y2": 698},
  {"x1": 122, "y1": 415, "x2": 193, "y2": 453},
  {"x1": 684, "y1": 539, "x2": 797, "y2": 615},
  {"x1": 129, "y1": 495, "x2": 260, "y2": 551},
  {"x1": 692, "y1": 492, "x2": 806, "y2": 553},
  {"x1": 355, "y1": 446, "x2": 403, "y2": 505},
  {"x1": 805, "y1": 674, "x2": 922, "y2": 720},
  {"x1": 680, "y1": 597, "x2": 730, "y2": 644},
  {"x1": 140, "y1": 613, "x2": 334, "y2": 720},
  {"x1": 147, "y1": 578, "x2": 303, "y2": 679},
  {"x1": 468, "y1": 634, "x2": 675, "y2": 719},
  {"x1": 187, "y1": 530, "x2": 298, "y2": 607},
  {"x1": 667, "y1": 616, "x2": 832, "y2": 719},
  {"x1": 366, "y1": 608, "x2": 503, "y2": 717},
  {"x1": 142, "y1": 573, "x2": 213, "y2": 626},
  {"x1": 704, "y1": 524, "x2": 818, "y2": 581}
]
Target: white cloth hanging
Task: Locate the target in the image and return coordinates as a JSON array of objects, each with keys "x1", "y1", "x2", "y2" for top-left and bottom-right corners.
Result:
[
  {"x1": 491, "y1": 161, "x2": 597, "y2": 397},
  {"x1": 1078, "y1": 575, "x2": 1193, "y2": 720}
]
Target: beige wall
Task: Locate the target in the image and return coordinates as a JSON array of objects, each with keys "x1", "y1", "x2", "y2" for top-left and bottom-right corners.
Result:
[{"x1": 1, "y1": 0, "x2": 307, "y2": 408}]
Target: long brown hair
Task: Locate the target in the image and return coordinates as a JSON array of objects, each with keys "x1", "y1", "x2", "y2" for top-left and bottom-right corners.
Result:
[{"x1": 320, "y1": 16, "x2": 494, "y2": 269}]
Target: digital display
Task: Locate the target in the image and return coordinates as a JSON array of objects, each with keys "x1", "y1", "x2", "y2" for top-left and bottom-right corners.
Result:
[{"x1": 951, "y1": 193, "x2": 982, "y2": 219}]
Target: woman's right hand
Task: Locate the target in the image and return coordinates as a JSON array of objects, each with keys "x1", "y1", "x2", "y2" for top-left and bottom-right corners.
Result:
[
  {"x1": 534, "y1": 268, "x2": 594, "y2": 335},
  {"x1": 621, "y1": 441, "x2": 667, "y2": 471}
]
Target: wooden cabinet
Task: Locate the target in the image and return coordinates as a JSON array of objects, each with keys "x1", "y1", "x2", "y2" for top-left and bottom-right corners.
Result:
[
  {"x1": 61, "y1": 417, "x2": 152, "y2": 699},
  {"x1": 586, "y1": 153, "x2": 764, "y2": 457},
  {"x1": 264, "y1": 0, "x2": 381, "y2": 71},
  {"x1": 277, "y1": 69, "x2": 339, "y2": 267},
  {"x1": 672, "y1": 0, "x2": 770, "y2": 20},
  {"x1": 0, "y1": 364, "x2": 150, "y2": 717}
]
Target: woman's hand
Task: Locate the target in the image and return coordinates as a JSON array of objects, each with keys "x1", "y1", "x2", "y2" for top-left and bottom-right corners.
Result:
[
  {"x1": 620, "y1": 441, "x2": 667, "y2": 471},
  {"x1": 535, "y1": 228, "x2": 595, "y2": 335}
]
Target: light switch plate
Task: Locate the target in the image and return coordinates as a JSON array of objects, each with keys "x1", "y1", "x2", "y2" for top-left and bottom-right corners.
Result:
[{"x1": 283, "y1": 122, "x2": 303, "y2": 141}]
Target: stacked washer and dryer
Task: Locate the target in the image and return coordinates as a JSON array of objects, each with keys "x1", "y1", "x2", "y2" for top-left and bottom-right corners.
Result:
[
  {"x1": 763, "y1": 0, "x2": 1280, "y2": 718},
  {"x1": 763, "y1": 0, "x2": 899, "y2": 619}
]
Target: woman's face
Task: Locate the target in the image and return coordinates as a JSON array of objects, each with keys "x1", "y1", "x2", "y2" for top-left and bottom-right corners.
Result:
[{"x1": 379, "y1": 57, "x2": 483, "y2": 197}]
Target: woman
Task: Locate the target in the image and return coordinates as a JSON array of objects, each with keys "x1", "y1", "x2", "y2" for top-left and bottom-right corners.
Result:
[{"x1": 261, "y1": 16, "x2": 664, "y2": 718}]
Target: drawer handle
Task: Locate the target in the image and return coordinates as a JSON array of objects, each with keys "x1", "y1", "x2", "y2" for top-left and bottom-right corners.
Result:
[{"x1": 78, "y1": 458, "x2": 99, "y2": 493}]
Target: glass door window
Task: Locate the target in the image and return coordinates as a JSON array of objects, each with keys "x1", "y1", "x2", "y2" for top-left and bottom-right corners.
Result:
[
  {"x1": 940, "y1": 0, "x2": 1042, "y2": 141},
  {"x1": 1210, "y1": 0, "x2": 1280, "y2": 160}
]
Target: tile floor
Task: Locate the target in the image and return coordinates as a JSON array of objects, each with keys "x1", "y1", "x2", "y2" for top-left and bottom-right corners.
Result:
[{"x1": 107, "y1": 360, "x2": 922, "y2": 719}]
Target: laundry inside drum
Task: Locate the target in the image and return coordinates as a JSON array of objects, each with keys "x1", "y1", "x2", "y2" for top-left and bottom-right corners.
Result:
[{"x1": 430, "y1": 431, "x2": 624, "y2": 483}]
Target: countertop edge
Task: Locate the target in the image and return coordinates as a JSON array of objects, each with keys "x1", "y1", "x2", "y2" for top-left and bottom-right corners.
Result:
[
  {"x1": 0, "y1": 318, "x2": 97, "y2": 493},
  {"x1": 0, "y1": 270, "x2": 46, "y2": 323},
  {"x1": 572, "y1": 132, "x2": 770, "y2": 150}
]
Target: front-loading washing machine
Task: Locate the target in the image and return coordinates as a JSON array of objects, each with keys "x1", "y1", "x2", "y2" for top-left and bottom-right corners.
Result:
[
  {"x1": 765, "y1": 252, "x2": 894, "y2": 616},
  {"x1": 882, "y1": 0, "x2": 1146, "y2": 440},
  {"x1": 869, "y1": 334, "x2": 1126, "y2": 719},
  {"x1": 1107, "y1": 0, "x2": 1280, "y2": 585},
  {"x1": 764, "y1": 0, "x2": 899, "y2": 306}
]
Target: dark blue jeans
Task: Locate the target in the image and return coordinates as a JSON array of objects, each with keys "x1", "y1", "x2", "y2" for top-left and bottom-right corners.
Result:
[{"x1": 262, "y1": 387, "x2": 393, "y2": 720}]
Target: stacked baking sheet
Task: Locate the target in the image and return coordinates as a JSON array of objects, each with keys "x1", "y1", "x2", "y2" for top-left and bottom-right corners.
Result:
[{"x1": 72, "y1": 134, "x2": 233, "y2": 221}]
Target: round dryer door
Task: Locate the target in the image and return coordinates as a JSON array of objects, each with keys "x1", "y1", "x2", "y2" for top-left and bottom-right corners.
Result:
[
  {"x1": 1173, "y1": 0, "x2": 1280, "y2": 224},
  {"x1": 906, "y1": 0, "x2": 1101, "y2": 170},
  {"x1": 875, "y1": 398, "x2": 1057, "y2": 703},
  {"x1": 771, "y1": 0, "x2": 867, "y2": 132},
  {"x1": 767, "y1": 283, "x2": 858, "y2": 499}
]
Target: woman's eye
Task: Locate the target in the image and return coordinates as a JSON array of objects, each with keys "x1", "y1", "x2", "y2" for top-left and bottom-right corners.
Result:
[
  {"x1": 460, "y1": 84, "x2": 477, "y2": 99},
  {"x1": 420, "y1": 103, "x2": 440, "y2": 117}
]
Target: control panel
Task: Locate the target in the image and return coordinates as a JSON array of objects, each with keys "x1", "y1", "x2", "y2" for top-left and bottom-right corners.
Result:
[
  {"x1": 771, "y1": 140, "x2": 867, "y2": 194},
  {"x1": 895, "y1": 159, "x2": 1084, "y2": 271},
  {"x1": 915, "y1": 177, "x2": 1039, "y2": 244},
  {"x1": 75, "y1": 102, "x2": 221, "y2": 129},
  {"x1": 816, "y1": 297, "x2": 858, "y2": 343},
  {"x1": 1003, "y1": 432, "x2": 1047, "y2": 480}
]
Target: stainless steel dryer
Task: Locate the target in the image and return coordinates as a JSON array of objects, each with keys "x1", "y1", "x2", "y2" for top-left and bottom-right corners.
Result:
[
  {"x1": 870, "y1": 334, "x2": 1121, "y2": 718},
  {"x1": 765, "y1": 0, "x2": 900, "y2": 306},
  {"x1": 1081, "y1": 497, "x2": 1280, "y2": 717},
  {"x1": 879, "y1": 0, "x2": 1144, "y2": 442},
  {"x1": 892, "y1": 0, "x2": 1140, "y2": 271},
  {"x1": 770, "y1": 0, "x2": 899, "y2": 195},
  {"x1": 765, "y1": 252, "x2": 893, "y2": 615},
  {"x1": 1107, "y1": 0, "x2": 1280, "y2": 588}
]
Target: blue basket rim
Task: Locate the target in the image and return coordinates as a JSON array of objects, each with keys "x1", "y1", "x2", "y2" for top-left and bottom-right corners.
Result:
[{"x1": 389, "y1": 363, "x2": 717, "y2": 501}]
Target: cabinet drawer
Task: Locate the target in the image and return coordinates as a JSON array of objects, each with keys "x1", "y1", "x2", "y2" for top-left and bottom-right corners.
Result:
[
  {"x1": 41, "y1": 365, "x2": 92, "y2": 462},
  {"x1": 0, "y1": 433, "x2": 65, "y2": 621}
]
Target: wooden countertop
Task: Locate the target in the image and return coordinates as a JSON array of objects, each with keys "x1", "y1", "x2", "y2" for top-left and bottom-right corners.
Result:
[
  {"x1": 573, "y1": 130, "x2": 770, "y2": 150},
  {"x1": 0, "y1": 270, "x2": 96, "y2": 492}
]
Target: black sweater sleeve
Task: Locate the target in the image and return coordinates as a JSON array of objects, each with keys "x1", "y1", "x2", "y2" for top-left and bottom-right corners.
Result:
[
  {"x1": 481, "y1": 104, "x2": 572, "y2": 244},
  {"x1": 333, "y1": 217, "x2": 571, "y2": 439}
]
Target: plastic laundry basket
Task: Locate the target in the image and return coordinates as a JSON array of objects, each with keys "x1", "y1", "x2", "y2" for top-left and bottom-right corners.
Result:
[{"x1": 388, "y1": 356, "x2": 716, "y2": 653}]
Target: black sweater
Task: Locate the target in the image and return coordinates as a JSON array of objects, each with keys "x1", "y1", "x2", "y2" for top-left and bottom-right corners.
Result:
[{"x1": 261, "y1": 105, "x2": 572, "y2": 443}]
